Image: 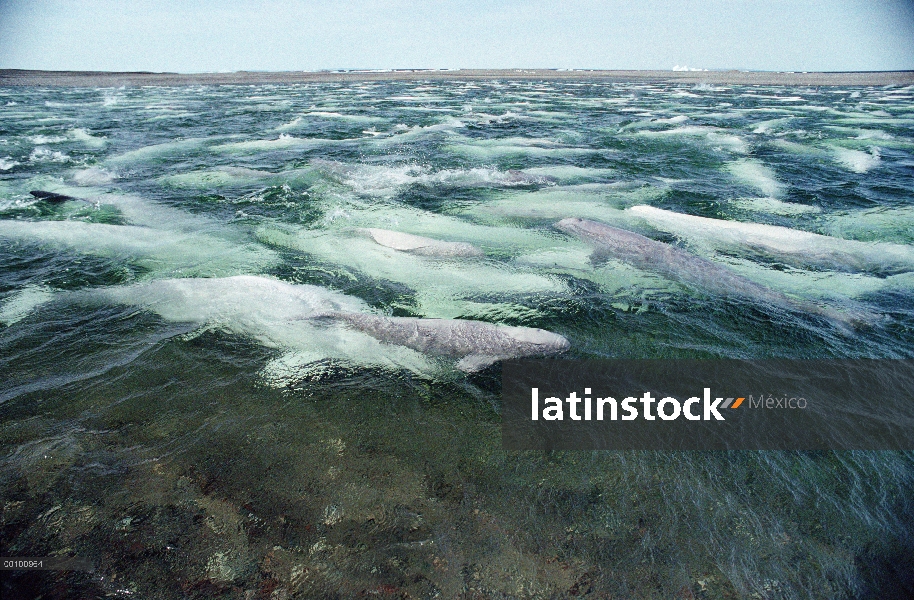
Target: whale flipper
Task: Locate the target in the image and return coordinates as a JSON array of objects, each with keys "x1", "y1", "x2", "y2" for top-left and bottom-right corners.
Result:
[{"x1": 456, "y1": 354, "x2": 500, "y2": 372}]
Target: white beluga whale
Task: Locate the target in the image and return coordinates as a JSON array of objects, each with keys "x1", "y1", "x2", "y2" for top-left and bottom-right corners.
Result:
[
  {"x1": 79, "y1": 276, "x2": 569, "y2": 376},
  {"x1": 628, "y1": 205, "x2": 914, "y2": 275},
  {"x1": 0, "y1": 219, "x2": 276, "y2": 278},
  {"x1": 361, "y1": 228, "x2": 483, "y2": 257},
  {"x1": 326, "y1": 311, "x2": 570, "y2": 372},
  {"x1": 555, "y1": 217, "x2": 872, "y2": 328},
  {"x1": 0, "y1": 190, "x2": 278, "y2": 277}
]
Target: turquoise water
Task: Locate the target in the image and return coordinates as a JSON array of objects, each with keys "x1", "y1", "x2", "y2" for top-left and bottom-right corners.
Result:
[{"x1": 1, "y1": 80, "x2": 913, "y2": 598}]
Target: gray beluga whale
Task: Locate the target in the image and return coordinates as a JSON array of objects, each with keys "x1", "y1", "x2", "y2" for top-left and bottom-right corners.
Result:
[
  {"x1": 361, "y1": 228, "x2": 483, "y2": 257},
  {"x1": 325, "y1": 311, "x2": 570, "y2": 372},
  {"x1": 555, "y1": 217, "x2": 871, "y2": 327}
]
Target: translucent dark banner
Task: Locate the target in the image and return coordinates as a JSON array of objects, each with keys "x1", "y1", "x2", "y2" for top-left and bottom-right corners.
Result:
[{"x1": 502, "y1": 360, "x2": 914, "y2": 450}]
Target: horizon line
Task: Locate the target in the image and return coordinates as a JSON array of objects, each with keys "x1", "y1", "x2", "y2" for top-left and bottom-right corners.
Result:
[{"x1": 2, "y1": 68, "x2": 913, "y2": 87}]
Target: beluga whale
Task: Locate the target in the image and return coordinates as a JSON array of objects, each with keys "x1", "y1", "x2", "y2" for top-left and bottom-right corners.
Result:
[
  {"x1": 555, "y1": 217, "x2": 872, "y2": 328},
  {"x1": 71, "y1": 276, "x2": 569, "y2": 376},
  {"x1": 325, "y1": 311, "x2": 570, "y2": 372},
  {"x1": 361, "y1": 228, "x2": 483, "y2": 257}
]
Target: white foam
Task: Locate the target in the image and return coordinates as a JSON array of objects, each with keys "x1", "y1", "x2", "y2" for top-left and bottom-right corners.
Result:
[
  {"x1": 725, "y1": 159, "x2": 784, "y2": 198},
  {"x1": 29, "y1": 134, "x2": 68, "y2": 144},
  {"x1": 751, "y1": 118, "x2": 794, "y2": 134},
  {"x1": 632, "y1": 126, "x2": 749, "y2": 153},
  {"x1": 29, "y1": 148, "x2": 71, "y2": 163},
  {"x1": 72, "y1": 167, "x2": 117, "y2": 186},
  {"x1": 0, "y1": 285, "x2": 54, "y2": 326},
  {"x1": 729, "y1": 197, "x2": 821, "y2": 216},
  {"x1": 0, "y1": 157, "x2": 18, "y2": 171},
  {"x1": 445, "y1": 135, "x2": 598, "y2": 160},
  {"x1": 69, "y1": 128, "x2": 107, "y2": 148},
  {"x1": 521, "y1": 165, "x2": 615, "y2": 183},
  {"x1": 104, "y1": 138, "x2": 212, "y2": 166},
  {"x1": 212, "y1": 134, "x2": 338, "y2": 153},
  {"x1": 368, "y1": 119, "x2": 465, "y2": 146},
  {"x1": 312, "y1": 160, "x2": 555, "y2": 197},
  {"x1": 831, "y1": 146, "x2": 881, "y2": 173},
  {"x1": 628, "y1": 205, "x2": 914, "y2": 274}
]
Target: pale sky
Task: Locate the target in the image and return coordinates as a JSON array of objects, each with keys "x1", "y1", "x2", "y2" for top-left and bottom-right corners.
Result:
[{"x1": 0, "y1": 0, "x2": 912, "y2": 73}]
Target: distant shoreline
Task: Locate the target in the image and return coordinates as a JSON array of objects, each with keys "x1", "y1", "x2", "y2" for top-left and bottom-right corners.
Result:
[{"x1": 2, "y1": 68, "x2": 913, "y2": 87}]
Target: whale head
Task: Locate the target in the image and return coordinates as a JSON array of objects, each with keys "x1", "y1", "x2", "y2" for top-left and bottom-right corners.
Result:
[{"x1": 503, "y1": 324, "x2": 570, "y2": 352}]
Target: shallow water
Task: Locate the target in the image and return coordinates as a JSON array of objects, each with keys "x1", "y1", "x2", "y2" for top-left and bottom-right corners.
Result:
[{"x1": 1, "y1": 80, "x2": 914, "y2": 598}]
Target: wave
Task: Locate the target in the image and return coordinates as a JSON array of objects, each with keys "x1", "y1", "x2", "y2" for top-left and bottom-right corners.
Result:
[
  {"x1": 212, "y1": 135, "x2": 345, "y2": 153},
  {"x1": 831, "y1": 146, "x2": 881, "y2": 173},
  {"x1": 72, "y1": 166, "x2": 117, "y2": 186},
  {"x1": 725, "y1": 159, "x2": 784, "y2": 198},
  {"x1": 630, "y1": 126, "x2": 749, "y2": 153},
  {"x1": 29, "y1": 148, "x2": 71, "y2": 163},
  {"x1": 729, "y1": 197, "x2": 821, "y2": 216},
  {"x1": 311, "y1": 160, "x2": 555, "y2": 195}
]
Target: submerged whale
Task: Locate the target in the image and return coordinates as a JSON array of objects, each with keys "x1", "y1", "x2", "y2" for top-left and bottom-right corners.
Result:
[
  {"x1": 362, "y1": 228, "x2": 483, "y2": 257},
  {"x1": 326, "y1": 311, "x2": 570, "y2": 372},
  {"x1": 555, "y1": 217, "x2": 868, "y2": 326}
]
